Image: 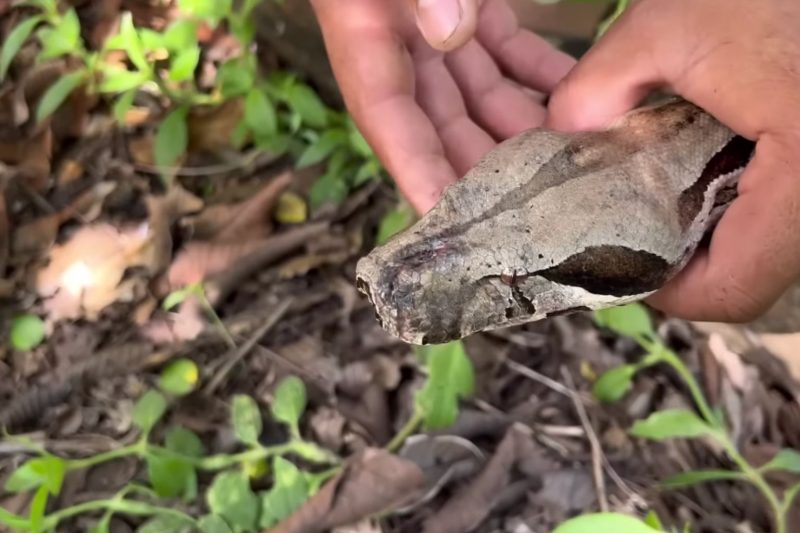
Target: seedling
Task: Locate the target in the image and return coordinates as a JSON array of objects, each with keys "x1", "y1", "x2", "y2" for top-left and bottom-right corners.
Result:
[
  {"x1": 555, "y1": 303, "x2": 800, "y2": 533},
  {"x1": 0, "y1": 376, "x2": 336, "y2": 532}
]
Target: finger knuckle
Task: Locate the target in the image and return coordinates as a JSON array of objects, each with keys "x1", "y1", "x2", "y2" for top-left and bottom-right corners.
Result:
[{"x1": 709, "y1": 276, "x2": 769, "y2": 322}]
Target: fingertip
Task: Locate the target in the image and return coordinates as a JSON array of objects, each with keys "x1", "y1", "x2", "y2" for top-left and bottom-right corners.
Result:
[{"x1": 415, "y1": 0, "x2": 479, "y2": 51}]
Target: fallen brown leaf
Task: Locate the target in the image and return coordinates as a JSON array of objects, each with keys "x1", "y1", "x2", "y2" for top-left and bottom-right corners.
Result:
[
  {"x1": 12, "y1": 182, "x2": 116, "y2": 257},
  {"x1": 36, "y1": 222, "x2": 151, "y2": 320},
  {"x1": 187, "y1": 97, "x2": 245, "y2": 155},
  {"x1": 421, "y1": 425, "x2": 541, "y2": 533},
  {"x1": 758, "y1": 333, "x2": 800, "y2": 384},
  {"x1": 167, "y1": 239, "x2": 265, "y2": 288},
  {"x1": 188, "y1": 171, "x2": 292, "y2": 242},
  {"x1": 35, "y1": 185, "x2": 202, "y2": 321},
  {"x1": 264, "y1": 448, "x2": 425, "y2": 533},
  {"x1": 0, "y1": 185, "x2": 7, "y2": 274}
]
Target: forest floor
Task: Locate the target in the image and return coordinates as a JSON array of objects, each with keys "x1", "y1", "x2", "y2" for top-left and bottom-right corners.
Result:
[{"x1": 1, "y1": 1, "x2": 800, "y2": 532}]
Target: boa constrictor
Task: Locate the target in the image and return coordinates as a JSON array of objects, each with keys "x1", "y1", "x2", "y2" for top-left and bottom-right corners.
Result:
[{"x1": 355, "y1": 98, "x2": 756, "y2": 345}]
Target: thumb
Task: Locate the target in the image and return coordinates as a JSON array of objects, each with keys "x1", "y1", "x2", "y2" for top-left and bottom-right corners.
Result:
[
  {"x1": 545, "y1": 5, "x2": 668, "y2": 132},
  {"x1": 415, "y1": 0, "x2": 480, "y2": 52}
]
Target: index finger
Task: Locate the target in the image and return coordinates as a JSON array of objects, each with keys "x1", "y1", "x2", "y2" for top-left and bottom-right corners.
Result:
[{"x1": 311, "y1": 0, "x2": 458, "y2": 213}]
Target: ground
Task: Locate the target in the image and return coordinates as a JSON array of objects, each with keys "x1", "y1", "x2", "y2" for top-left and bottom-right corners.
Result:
[{"x1": 1, "y1": 1, "x2": 800, "y2": 532}]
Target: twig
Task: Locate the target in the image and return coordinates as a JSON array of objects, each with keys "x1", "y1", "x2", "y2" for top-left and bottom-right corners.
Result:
[
  {"x1": 203, "y1": 299, "x2": 293, "y2": 395},
  {"x1": 505, "y1": 359, "x2": 637, "y2": 510},
  {"x1": 560, "y1": 366, "x2": 609, "y2": 513},
  {"x1": 504, "y1": 359, "x2": 573, "y2": 397}
]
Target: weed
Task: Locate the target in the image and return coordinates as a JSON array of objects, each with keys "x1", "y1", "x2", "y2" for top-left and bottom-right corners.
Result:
[{"x1": 555, "y1": 303, "x2": 800, "y2": 533}]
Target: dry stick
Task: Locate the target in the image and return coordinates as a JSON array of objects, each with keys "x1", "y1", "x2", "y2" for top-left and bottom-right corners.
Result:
[
  {"x1": 560, "y1": 366, "x2": 609, "y2": 513},
  {"x1": 203, "y1": 298, "x2": 293, "y2": 395},
  {"x1": 505, "y1": 359, "x2": 636, "y2": 510},
  {"x1": 205, "y1": 222, "x2": 329, "y2": 306}
]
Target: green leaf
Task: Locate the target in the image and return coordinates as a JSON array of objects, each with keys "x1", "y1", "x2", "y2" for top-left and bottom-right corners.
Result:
[
  {"x1": 9, "y1": 314, "x2": 45, "y2": 351},
  {"x1": 296, "y1": 130, "x2": 347, "y2": 169},
  {"x1": 163, "y1": 19, "x2": 198, "y2": 51},
  {"x1": 177, "y1": 0, "x2": 233, "y2": 25},
  {"x1": 347, "y1": 125, "x2": 373, "y2": 158},
  {"x1": 553, "y1": 512, "x2": 659, "y2": 533},
  {"x1": 35, "y1": 69, "x2": 86, "y2": 123},
  {"x1": 0, "y1": 16, "x2": 42, "y2": 80},
  {"x1": 286, "y1": 84, "x2": 328, "y2": 128},
  {"x1": 643, "y1": 511, "x2": 663, "y2": 530},
  {"x1": 198, "y1": 515, "x2": 233, "y2": 533},
  {"x1": 162, "y1": 283, "x2": 201, "y2": 310},
  {"x1": 146, "y1": 454, "x2": 195, "y2": 499},
  {"x1": 0, "y1": 506, "x2": 29, "y2": 531},
  {"x1": 593, "y1": 303, "x2": 654, "y2": 340},
  {"x1": 113, "y1": 90, "x2": 137, "y2": 124},
  {"x1": 165, "y1": 426, "x2": 204, "y2": 458},
  {"x1": 271, "y1": 376, "x2": 307, "y2": 433},
  {"x1": 99, "y1": 67, "x2": 147, "y2": 93},
  {"x1": 132, "y1": 390, "x2": 168, "y2": 434},
  {"x1": 206, "y1": 471, "x2": 259, "y2": 531},
  {"x1": 217, "y1": 58, "x2": 254, "y2": 97},
  {"x1": 232, "y1": 394, "x2": 263, "y2": 445},
  {"x1": 136, "y1": 514, "x2": 195, "y2": 533},
  {"x1": 259, "y1": 457, "x2": 310, "y2": 528},
  {"x1": 629, "y1": 409, "x2": 715, "y2": 441},
  {"x1": 352, "y1": 159, "x2": 381, "y2": 187},
  {"x1": 138, "y1": 29, "x2": 165, "y2": 52},
  {"x1": 415, "y1": 341, "x2": 475, "y2": 430},
  {"x1": 760, "y1": 448, "x2": 800, "y2": 474},
  {"x1": 112, "y1": 12, "x2": 149, "y2": 73},
  {"x1": 36, "y1": 8, "x2": 81, "y2": 60},
  {"x1": 169, "y1": 46, "x2": 200, "y2": 82},
  {"x1": 159, "y1": 358, "x2": 199, "y2": 396},
  {"x1": 29, "y1": 485, "x2": 48, "y2": 532},
  {"x1": 4, "y1": 456, "x2": 66, "y2": 495},
  {"x1": 592, "y1": 364, "x2": 637, "y2": 404},
  {"x1": 376, "y1": 203, "x2": 415, "y2": 245},
  {"x1": 245, "y1": 88, "x2": 277, "y2": 138},
  {"x1": 309, "y1": 171, "x2": 348, "y2": 210},
  {"x1": 154, "y1": 106, "x2": 189, "y2": 176},
  {"x1": 661, "y1": 469, "x2": 746, "y2": 489}
]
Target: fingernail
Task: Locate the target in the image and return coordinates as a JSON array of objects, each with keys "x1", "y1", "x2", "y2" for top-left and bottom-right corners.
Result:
[{"x1": 416, "y1": 0, "x2": 462, "y2": 46}]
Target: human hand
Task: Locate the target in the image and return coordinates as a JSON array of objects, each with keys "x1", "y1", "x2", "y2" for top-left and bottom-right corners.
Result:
[
  {"x1": 546, "y1": 0, "x2": 800, "y2": 323},
  {"x1": 310, "y1": 0, "x2": 575, "y2": 213}
]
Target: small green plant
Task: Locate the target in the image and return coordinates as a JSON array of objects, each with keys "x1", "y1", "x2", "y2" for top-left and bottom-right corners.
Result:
[
  {"x1": 555, "y1": 303, "x2": 800, "y2": 533},
  {"x1": 162, "y1": 281, "x2": 236, "y2": 348},
  {"x1": 9, "y1": 314, "x2": 46, "y2": 351},
  {"x1": 387, "y1": 340, "x2": 475, "y2": 451},
  {"x1": 0, "y1": 376, "x2": 336, "y2": 532},
  {"x1": 0, "y1": 0, "x2": 384, "y2": 196}
]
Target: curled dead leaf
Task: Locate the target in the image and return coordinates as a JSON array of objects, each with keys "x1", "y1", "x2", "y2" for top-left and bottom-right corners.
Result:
[
  {"x1": 264, "y1": 448, "x2": 425, "y2": 533},
  {"x1": 35, "y1": 186, "x2": 201, "y2": 322},
  {"x1": 187, "y1": 97, "x2": 245, "y2": 155},
  {"x1": 36, "y1": 222, "x2": 151, "y2": 321},
  {"x1": 421, "y1": 425, "x2": 541, "y2": 533},
  {"x1": 188, "y1": 172, "x2": 292, "y2": 242}
]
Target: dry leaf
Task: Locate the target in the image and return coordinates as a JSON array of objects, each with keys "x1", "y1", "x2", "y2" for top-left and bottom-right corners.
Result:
[
  {"x1": 758, "y1": 333, "x2": 800, "y2": 383},
  {"x1": 421, "y1": 425, "x2": 540, "y2": 533},
  {"x1": 36, "y1": 186, "x2": 201, "y2": 321},
  {"x1": 187, "y1": 97, "x2": 245, "y2": 154},
  {"x1": 265, "y1": 448, "x2": 425, "y2": 533},
  {"x1": 36, "y1": 222, "x2": 151, "y2": 320},
  {"x1": 168, "y1": 240, "x2": 265, "y2": 288},
  {"x1": 201, "y1": 172, "x2": 292, "y2": 242},
  {"x1": 12, "y1": 182, "x2": 116, "y2": 256},
  {"x1": 0, "y1": 186, "x2": 8, "y2": 274},
  {"x1": 707, "y1": 333, "x2": 751, "y2": 391}
]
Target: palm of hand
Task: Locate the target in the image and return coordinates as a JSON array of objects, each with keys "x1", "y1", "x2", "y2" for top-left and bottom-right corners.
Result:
[{"x1": 312, "y1": 0, "x2": 575, "y2": 212}]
